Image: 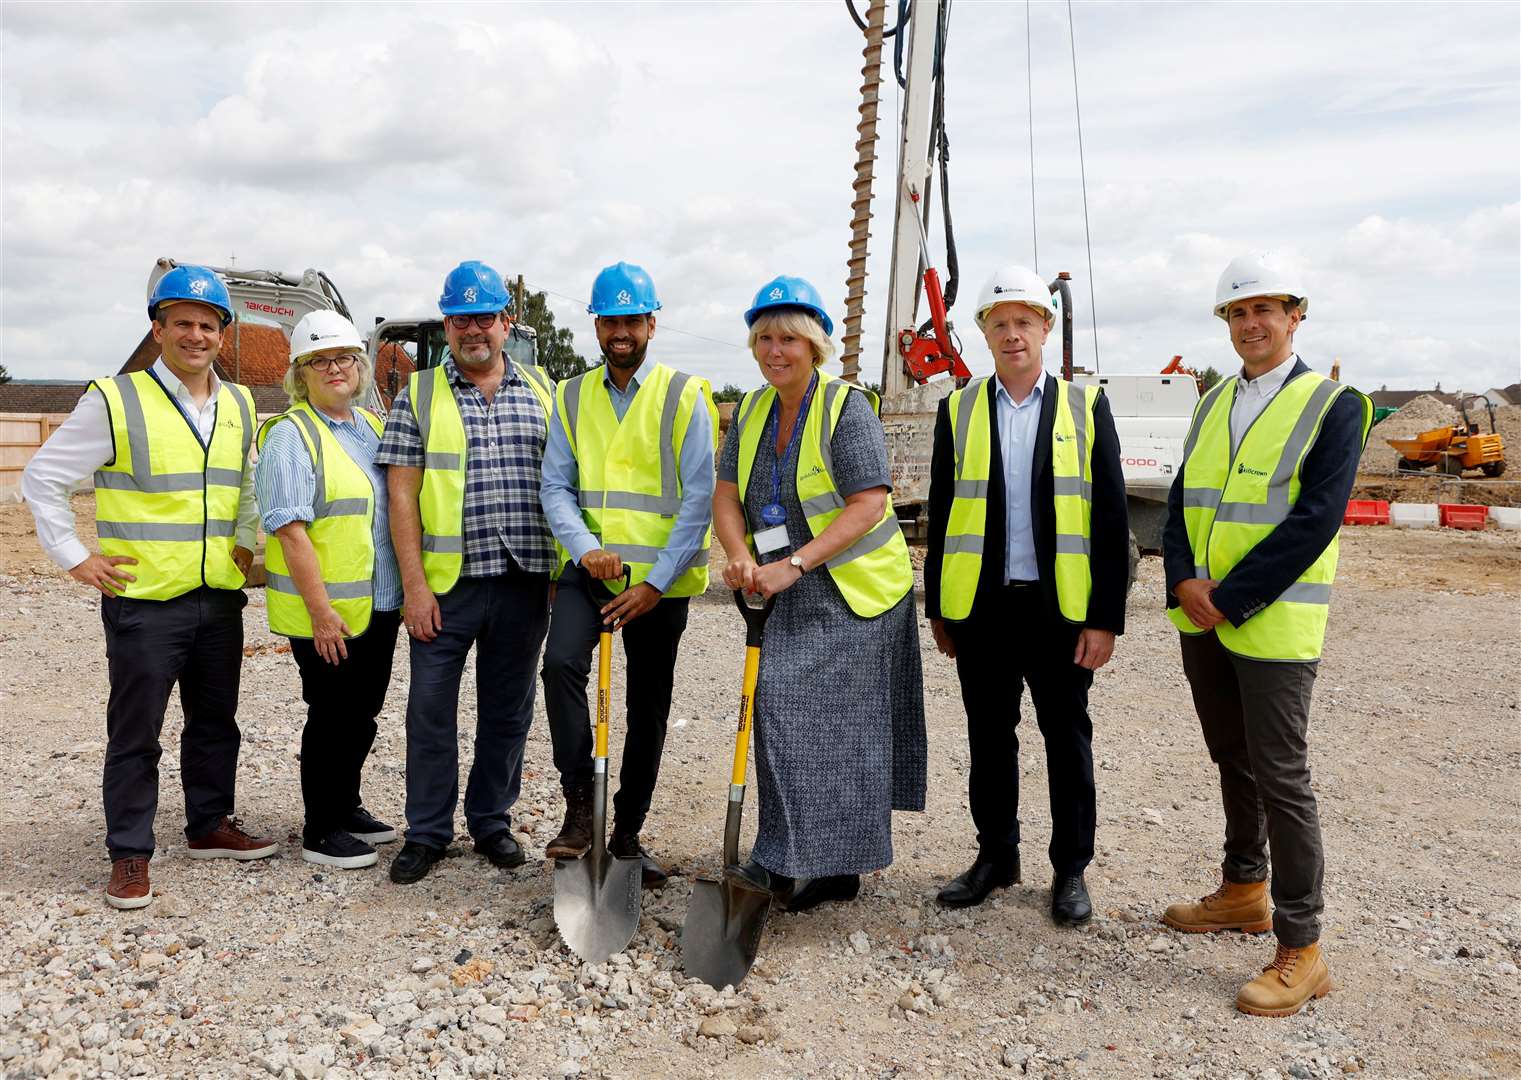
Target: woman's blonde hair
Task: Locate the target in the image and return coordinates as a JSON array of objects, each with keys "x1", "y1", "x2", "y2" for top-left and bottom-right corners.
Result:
[
  {"x1": 282, "y1": 351, "x2": 373, "y2": 407},
  {"x1": 747, "y1": 309, "x2": 836, "y2": 369}
]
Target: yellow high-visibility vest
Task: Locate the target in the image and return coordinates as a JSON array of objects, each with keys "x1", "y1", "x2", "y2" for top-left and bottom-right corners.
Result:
[
  {"x1": 938, "y1": 376, "x2": 1100, "y2": 622},
  {"x1": 735, "y1": 370, "x2": 911, "y2": 619},
  {"x1": 91, "y1": 370, "x2": 253, "y2": 601},
  {"x1": 1167, "y1": 370, "x2": 1372, "y2": 660},
  {"x1": 257, "y1": 402, "x2": 386, "y2": 638},
  {"x1": 411, "y1": 361, "x2": 554, "y2": 595},
  {"x1": 555, "y1": 363, "x2": 718, "y2": 597}
]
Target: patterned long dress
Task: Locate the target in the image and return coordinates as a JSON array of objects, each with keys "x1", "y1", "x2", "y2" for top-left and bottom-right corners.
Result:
[{"x1": 717, "y1": 385, "x2": 926, "y2": 879}]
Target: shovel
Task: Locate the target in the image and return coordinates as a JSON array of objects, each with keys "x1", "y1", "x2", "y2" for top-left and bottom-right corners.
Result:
[
  {"x1": 680, "y1": 589, "x2": 775, "y2": 989},
  {"x1": 554, "y1": 567, "x2": 642, "y2": 964}
]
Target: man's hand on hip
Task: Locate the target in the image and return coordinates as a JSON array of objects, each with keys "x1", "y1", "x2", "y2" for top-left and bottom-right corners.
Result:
[{"x1": 69, "y1": 553, "x2": 137, "y2": 597}]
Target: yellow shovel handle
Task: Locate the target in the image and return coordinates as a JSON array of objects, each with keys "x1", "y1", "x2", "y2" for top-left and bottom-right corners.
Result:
[
  {"x1": 729, "y1": 644, "x2": 761, "y2": 785},
  {"x1": 596, "y1": 629, "x2": 612, "y2": 759}
]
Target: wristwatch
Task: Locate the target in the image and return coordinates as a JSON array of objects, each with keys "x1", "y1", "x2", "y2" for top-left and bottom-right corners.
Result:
[{"x1": 788, "y1": 554, "x2": 806, "y2": 573}]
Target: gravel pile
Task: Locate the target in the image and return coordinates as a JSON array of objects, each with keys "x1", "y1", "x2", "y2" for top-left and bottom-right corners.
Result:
[{"x1": 1, "y1": 520, "x2": 1518, "y2": 1079}]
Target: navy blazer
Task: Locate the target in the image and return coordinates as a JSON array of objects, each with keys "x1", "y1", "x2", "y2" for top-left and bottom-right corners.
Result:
[
  {"x1": 925, "y1": 372, "x2": 1129, "y2": 634},
  {"x1": 1162, "y1": 358, "x2": 1367, "y2": 626}
]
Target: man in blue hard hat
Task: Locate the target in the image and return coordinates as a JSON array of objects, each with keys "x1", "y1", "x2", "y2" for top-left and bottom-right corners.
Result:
[
  {"x1": 21, "y1": 264, "x2": 278, "y2": 911},
  {"x1": 377, "y1": 260, "x2": 559, "y2": 884},
  {"x1": 539, "y1": 262, "x2": 717, "y2": 886}
]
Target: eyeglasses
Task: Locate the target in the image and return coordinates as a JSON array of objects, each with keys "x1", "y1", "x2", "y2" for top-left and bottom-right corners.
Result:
[
  {"x1": 302, "y1": 354, "x2": 361, "y2": 373},
  {"x1": 447, "y1": 313, "x2": 501, "y2": 330}
]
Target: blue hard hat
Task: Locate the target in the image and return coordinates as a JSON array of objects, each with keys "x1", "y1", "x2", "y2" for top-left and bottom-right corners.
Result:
[
  {"x1": 439, "y1": 261, "x2": 510, "y2": 315},
  {"x1": 744, "y1": 275, "x2": 834, "y2": 337},
  {"x1": 148, "y1": 265, "x2": 233, "y2": 326},
  {"x1": 587, "y1": 262, "x2": 661, "y2": 317}
]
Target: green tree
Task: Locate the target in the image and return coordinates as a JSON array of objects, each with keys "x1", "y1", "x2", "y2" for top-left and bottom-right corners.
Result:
[
  {"x1": 712, "y1": 383, "x2": 746, "y2": 403},
  {"x1": 1197, "y1": 366, "x2": 1223, "y2": 391},
  {"x1": 0, "y1": 363, "x2": 10, "y2": 384},
  {"x1": 514, "y1": 285, "x2": 590, "y2": 382}
]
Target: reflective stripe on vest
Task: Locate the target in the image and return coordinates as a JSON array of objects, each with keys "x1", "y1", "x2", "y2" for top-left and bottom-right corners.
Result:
[
  {"x1": 256, "y1": 403, "x2": 384, "y2": 638},
  {"x1": 412, "y1": 362, "x2": 554, "y2": 594},
  {"x1": 556, "y1": 363, "x2": 718, "y2": 598},
  {"x1": 939, "y1": 377, "x2": 1098, "y2": 622},
  {"x1": 735, "y1": 371, "x2": 911, "y2": 618},
  {"x1": 92, "y1": 370, "x2": 252, "y2": 601},
  {"x1": 1167, "y1": 370, "x2": 1373, "y2": 660}
]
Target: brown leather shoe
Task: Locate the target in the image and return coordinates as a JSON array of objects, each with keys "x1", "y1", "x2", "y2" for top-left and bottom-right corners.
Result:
[
  {"x1": 106, "y1": 856, "x2": 152, "y2": 910},
  {"x1": 1163, "y1": 878, "x2": 1272, "y2": 933},
  {"x1": 1236, "y1": 941, "x2": 1333, "y2": 1017},
  {"x1": 186, "y1": 816, "x2": 278, "y2": 861},
  {"x1": 545, "y1": 785, "x2": 594, "y2": 860}
]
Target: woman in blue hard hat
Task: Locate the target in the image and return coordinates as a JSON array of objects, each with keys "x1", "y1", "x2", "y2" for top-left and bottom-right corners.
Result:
[
  {"x1": 255, "y1": 311, "x2": 403, "y2": 870},
  {"x1": 712, "y1": 275, "x2": 926, "y2": 912}
]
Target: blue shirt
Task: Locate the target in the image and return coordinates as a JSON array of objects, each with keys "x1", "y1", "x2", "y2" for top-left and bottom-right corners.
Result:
[
  {"x1": 995, "y1": 376, "x2": 1043, "y2": 583},
  {"x1": 541, "y1": 358, "x2": 716, "y2": 593},
  {"x1": 255, "y1": 407, "x2": 403, "y2": 612}
]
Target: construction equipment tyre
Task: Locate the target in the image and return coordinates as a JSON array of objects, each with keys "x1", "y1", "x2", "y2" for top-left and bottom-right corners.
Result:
[
  {"x1": 1439, "y1": 455, "x2": 1466, "y2": 476},
  {"x1": 1481, "y1": 462, "x2": 1507, "y2": 478}
]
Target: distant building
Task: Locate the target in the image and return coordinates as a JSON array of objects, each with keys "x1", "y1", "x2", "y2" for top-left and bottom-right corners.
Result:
[
  {"x1": 1482, "y1": 382, "x2": 1521, "y2": 406},
  {"x1": 1368, "y1": 387, "x2": 1458, "y2": 410}
]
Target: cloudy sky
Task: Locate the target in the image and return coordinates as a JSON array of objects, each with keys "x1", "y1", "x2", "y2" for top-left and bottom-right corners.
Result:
[{"x1": 3, "y1": 1, "x2": 1517, "y2": 394}]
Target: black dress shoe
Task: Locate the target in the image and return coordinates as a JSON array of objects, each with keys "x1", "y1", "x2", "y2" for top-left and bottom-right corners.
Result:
[
  {"x1": 609, "y1": 831, "x2": 670, "y2": 889},
  {"x1": 936, "y1": 853, "x2": 1021, "y2": 909},
  {"x1": 389, "y1": 841, "x2": 446, "y2": 884},
  {"x1": 784, "y1": 874, "x2": 860, "y2": 913},
  {"x1": 724, "y1": 858, "x2": 794, "y2": 901},
  {"x1": 473, "y1": 831, "x2": 525, "y2": 869},
  {"x1": 1050, "y1": 872, "x2": 1093, "y2": 926}
]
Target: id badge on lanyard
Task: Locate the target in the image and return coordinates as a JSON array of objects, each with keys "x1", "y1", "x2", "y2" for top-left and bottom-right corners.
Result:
[{"x1": 755, "y1": 375, "x2": 817, "y2": 553}]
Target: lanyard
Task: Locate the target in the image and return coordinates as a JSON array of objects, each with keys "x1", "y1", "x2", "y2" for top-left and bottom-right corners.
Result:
[{"x1": 764, "y1": 373, "x2": 818, "y2": 515}]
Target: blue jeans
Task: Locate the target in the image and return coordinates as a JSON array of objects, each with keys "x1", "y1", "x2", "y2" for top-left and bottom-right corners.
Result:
[{"x1": 403, "y1": 572, "x2": 549, "y2": 848}]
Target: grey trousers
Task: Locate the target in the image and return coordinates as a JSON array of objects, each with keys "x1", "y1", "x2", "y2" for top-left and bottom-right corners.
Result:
[{"x1": 1179, "y1": 630, "x2": 1324, "y2": 947}]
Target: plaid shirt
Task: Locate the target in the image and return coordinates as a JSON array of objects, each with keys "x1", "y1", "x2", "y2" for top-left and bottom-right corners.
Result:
[{"x1": 376, "y1": 356, "x2": 555, "y2": 577}]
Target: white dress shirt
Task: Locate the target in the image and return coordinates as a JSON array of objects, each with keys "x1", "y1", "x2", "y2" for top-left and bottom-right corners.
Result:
[
  {"x1": 20, "y1": 359, "x2": 259, "y2": 571},
  {"x1": 1229, "y1": 354, "x2": 1297, "y2": 453},
  {"x1": 995, "y1": 375, "x2": 1044, "y2": 583}
]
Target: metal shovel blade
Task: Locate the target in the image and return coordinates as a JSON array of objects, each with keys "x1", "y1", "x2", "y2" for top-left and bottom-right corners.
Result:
[
  {"x1": 554, "y1": 850, "x2": 643, "y2": 964},
  {"x1": 680, "y1": 872, "x2": 771, "y2": 989}
]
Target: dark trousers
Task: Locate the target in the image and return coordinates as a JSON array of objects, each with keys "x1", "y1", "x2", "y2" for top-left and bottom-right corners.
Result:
[
  {"x1": 290, "y1": 608, "x2": 401, "y2": 842},
  {"x1": 403, "y1": 572, "x2": 549, "y2": 848},
  {"x1": 1179, "y1": 630, "x2": 1324, "y2": 947},
  {"x1": 947, "y1": 584, "x2": 1096, "y2": 877},
  {"x1": 540, "y1": 564, "x2": 690, "y2": 836},
  {"x1": 101, "y1": 587, "x2": 247, "y2": 860}
]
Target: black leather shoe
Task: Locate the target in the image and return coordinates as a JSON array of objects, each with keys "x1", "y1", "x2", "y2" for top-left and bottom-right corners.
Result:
[
  {"x1": 784, "y1": 874, "x2": 860, "y2": 913},
  {"x1": 937, "y1": 853, "x2": 1021, "y2": 909},
  {"x1": 609, "y1": 831, "x2": 669, "y2": 889},
  {"x1": 724, "y1": 859, "x2": 794, "y2": 901},
  {"x1": 474, "y1": 831, "x2": 525, "y2": 869},
  {"x1": 389, "y1": 841, "x2": 446, "y2": 884},
  {"x1": 1050, "y1": 872, "x2": 1093, "y2": 926}
]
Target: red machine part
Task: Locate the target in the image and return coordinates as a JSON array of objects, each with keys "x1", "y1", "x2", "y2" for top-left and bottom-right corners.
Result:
[{"x1": 899, "y1": 269, "x2": 972, "y2": 383}]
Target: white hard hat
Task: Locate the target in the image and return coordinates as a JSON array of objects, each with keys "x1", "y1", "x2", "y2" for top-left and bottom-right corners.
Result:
[
  {"x1": 976, "y1": 266, "x2": 1056, "y2": 329},
  {"x1": 290, "y1": 310, "x2": 365, "y2": 363},
  {"x1": 1213, "y1": 253, "x2": 1309, "y2": 321}
]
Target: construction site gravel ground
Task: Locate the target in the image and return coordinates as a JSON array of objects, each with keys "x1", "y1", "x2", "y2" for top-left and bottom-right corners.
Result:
[{"x1": 1, "y1": 498, "x2": 1517, "y2": 1080}]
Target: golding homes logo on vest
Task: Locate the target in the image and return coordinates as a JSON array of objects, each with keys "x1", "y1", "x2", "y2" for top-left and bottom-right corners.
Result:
[{"x1": 1236, "y1": 462, "x2": 1268, "y2": 477}]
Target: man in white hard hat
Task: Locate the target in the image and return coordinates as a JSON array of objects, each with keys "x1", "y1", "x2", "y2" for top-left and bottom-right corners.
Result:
[
  {"x1": 925, "y1": 265, "x2": 1129, "y2": 925},
  {"x1": 1161, "y1": 253, "x2": 1371, "y2": 1016}
]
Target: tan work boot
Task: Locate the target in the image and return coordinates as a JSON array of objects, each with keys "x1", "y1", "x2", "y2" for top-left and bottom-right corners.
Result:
[
  {"x1": 1236, "y1": 941, "x2": 1333, "y2": 1017},
  {"x1": 1162, "y1": 878, "x2": 1272, "y2": 933}
]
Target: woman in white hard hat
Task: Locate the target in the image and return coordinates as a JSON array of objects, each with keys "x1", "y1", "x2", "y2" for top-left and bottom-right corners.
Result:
[
  {"x1": 255, "y1": 311, "x2": 402, "y2": 870},
  {"x1": 712, "y1": 276, "x2": 926, "y2": 913}
]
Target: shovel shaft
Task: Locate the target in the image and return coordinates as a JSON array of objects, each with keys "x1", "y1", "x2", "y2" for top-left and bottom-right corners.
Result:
[
  {"x1": 595, "y1": 630, "x2": 612, "y2": 759},
  {"x1": 729, "y1": 645, "x2": 761, "y2": 786}
]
